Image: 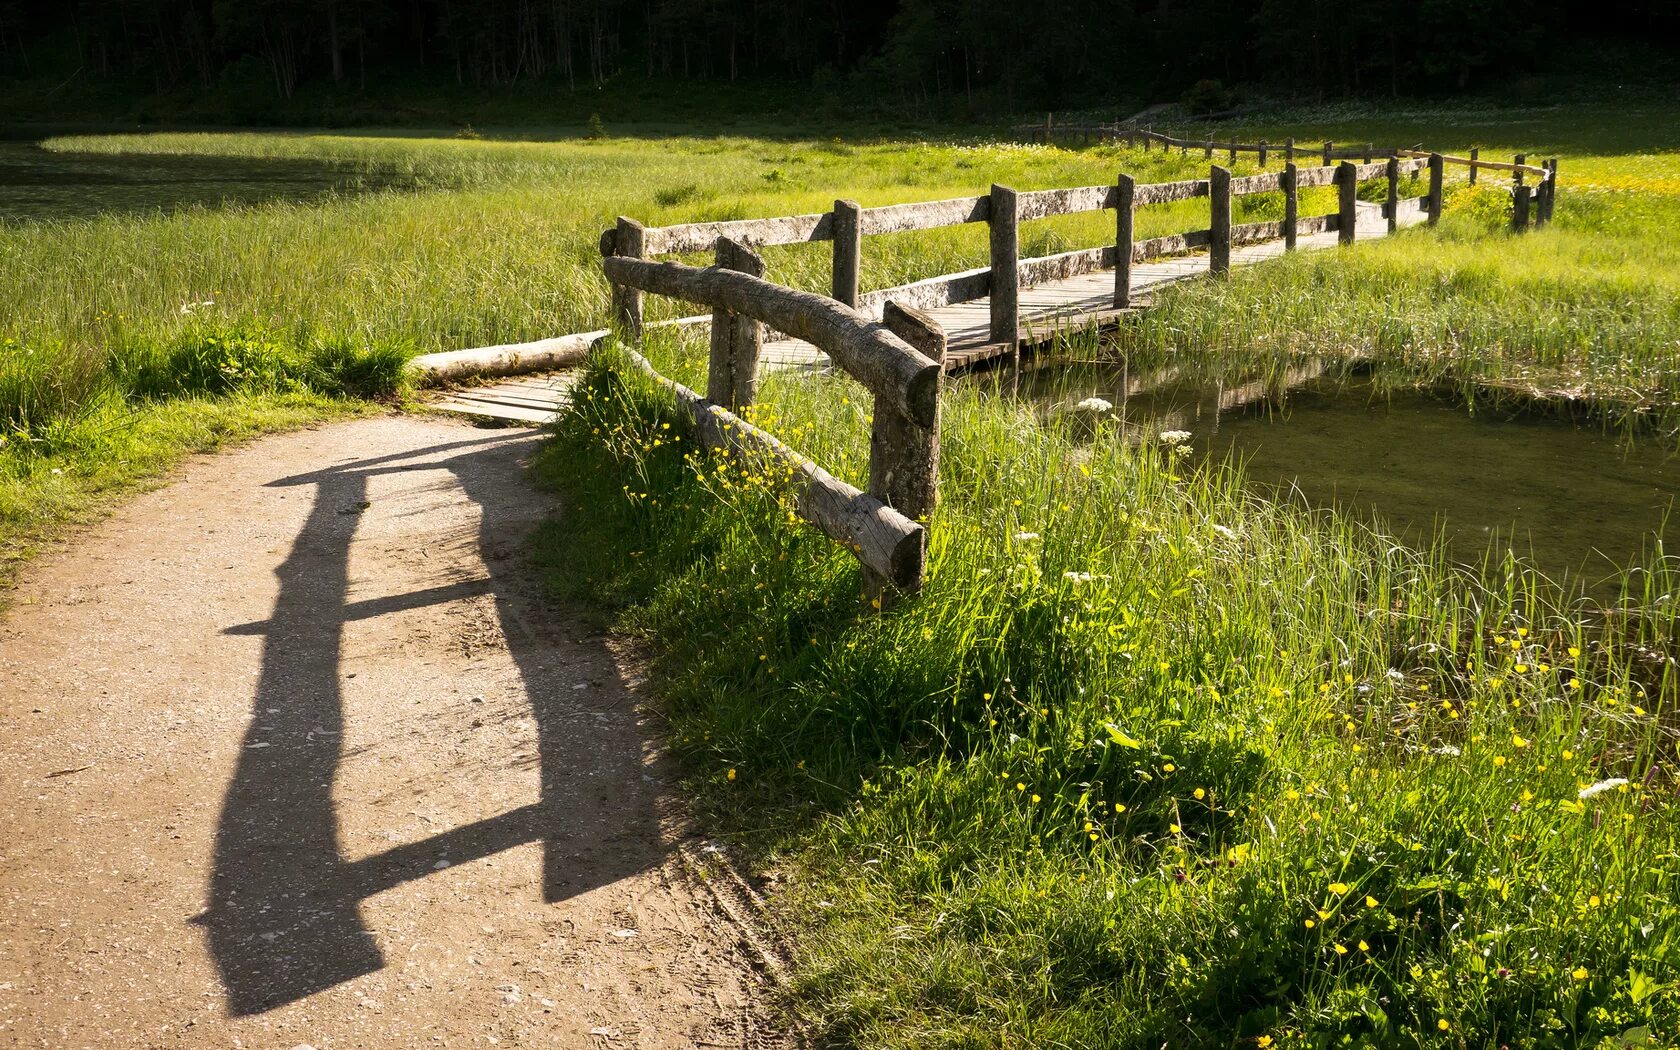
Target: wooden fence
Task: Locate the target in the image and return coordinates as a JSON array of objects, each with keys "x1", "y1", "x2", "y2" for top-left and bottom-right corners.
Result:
[{"x1": 595, "y1": 140, "x2": 1558, "y2": 593}]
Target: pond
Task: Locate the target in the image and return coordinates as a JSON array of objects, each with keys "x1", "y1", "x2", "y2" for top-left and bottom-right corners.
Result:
[
  {"x1": 0, "y1": 138, "x2": 417, "y2": 223},
  {"x1": 1019, "y1": 361, "x2": 1680, "y2": 592}
]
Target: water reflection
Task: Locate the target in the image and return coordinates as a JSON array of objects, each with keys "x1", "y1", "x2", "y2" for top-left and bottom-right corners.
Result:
[{"x1": 1017, "y1": 361, "x2": 1680, "y2": 590}]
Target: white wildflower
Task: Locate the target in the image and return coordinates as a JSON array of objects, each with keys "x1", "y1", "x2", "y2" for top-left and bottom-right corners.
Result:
[
  {"x1": 1062, "y1": 571, "x2": 1108, "y2": 584},
  {"x1": 1578, "y1": 778, "x2": 1628, "y2": 800},
  {"x1": 1013, "y1": 532, "x2": 1040, "y2": 542},
  {"x1": 1210, "y1": 524, "x2": 1238, "y2": 541},
  {"x1": 1158, "y1": 429, "x2": 1192, "y2": 445},
  {"x1": 1073, "y1": 396, "x2": 1113, "y2": 414}
]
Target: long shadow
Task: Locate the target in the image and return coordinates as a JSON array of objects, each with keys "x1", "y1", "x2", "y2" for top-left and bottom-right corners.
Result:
[{"x1": 197, "y1": 430, "x2": 669, "y2": 1016}]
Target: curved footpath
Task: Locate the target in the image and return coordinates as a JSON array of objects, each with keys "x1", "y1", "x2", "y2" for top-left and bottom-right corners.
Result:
[{"x1": 0, "y1": 414, "x2": 783, "y2": 1049}]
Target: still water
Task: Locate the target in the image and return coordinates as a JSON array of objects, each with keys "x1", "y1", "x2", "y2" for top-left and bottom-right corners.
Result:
[
  {"x1": 1022, "y1": 361, "x2": 1680, "y2": 589},
  {"x1": 0, "y1": 139, "x2": 416, "y2": 222}
]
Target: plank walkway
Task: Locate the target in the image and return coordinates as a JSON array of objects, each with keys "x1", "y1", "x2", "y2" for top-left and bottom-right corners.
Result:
[{"x1": 432, "y1": 199, "x2": 1419, "y2": 425}]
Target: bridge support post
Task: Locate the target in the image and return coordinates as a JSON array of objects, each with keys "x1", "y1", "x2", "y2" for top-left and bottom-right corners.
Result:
[
  {"x1": 988, "y1": 184, "x2": 1019, "y2": 345},
  {"x1": 1209, "y1": 166, "x2": 1232, "y2": 275},
  {"x1": 609, "y1": 216, "x2": 646, "y2": 339},
  {"x1": 1469, "y1": 147, "x2": 1480, "y2": 185},
  {"x1": 1114, "y1": 173, "x2": 1135, "y2": 308},
  {"x1": 864, "y1": 301, "x2": 946, "y2": 605},
  {"x1": 1337, "y1": 162, "x2": 1358, "y2": 245},
  {"x1": 1283, "y1": 162, "x2": 1299, "y2": 250},
  {"x1": 1427, "y1": 153, "x2": 1444, "y2": 226},
  {"x1": 832, "y1": 199, "x2": 862, "y2": 308},
  {"x1": 1385, "y1": 156, "x2": 1400, "y2": 233},
  {"x1": 707, "y1": 237, "x2": 765, "y2": 410}
]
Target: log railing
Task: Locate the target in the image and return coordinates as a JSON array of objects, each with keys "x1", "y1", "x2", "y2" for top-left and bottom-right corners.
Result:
[
  {"x1": 595, "y1": 140, "x2": 1559, "y2": 594},
  {"x1": 600, "y1": 241, "x2": 944, "y2": 596}
]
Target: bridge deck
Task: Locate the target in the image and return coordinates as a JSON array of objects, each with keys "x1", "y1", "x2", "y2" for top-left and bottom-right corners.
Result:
[{"x1": 434, "y1": 199, "x2": 1419, "y2": 424}]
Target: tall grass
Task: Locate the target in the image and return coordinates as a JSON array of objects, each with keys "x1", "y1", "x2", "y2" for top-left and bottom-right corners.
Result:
[{"x1": 540, "y1": 326, "x2": 1680, "y2": 1046}]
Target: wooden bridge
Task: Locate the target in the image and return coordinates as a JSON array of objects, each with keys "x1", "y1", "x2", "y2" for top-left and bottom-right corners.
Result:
[{"x1": 421, "y1": 138, "x2": 1556, "y2": 592}]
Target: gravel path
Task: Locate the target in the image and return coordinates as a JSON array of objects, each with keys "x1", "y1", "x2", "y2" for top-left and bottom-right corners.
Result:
[{"x1": 0, "y1": 414, "x2": 781, "y2": 1049}]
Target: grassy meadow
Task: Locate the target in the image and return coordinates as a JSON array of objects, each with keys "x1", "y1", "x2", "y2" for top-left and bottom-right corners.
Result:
[{"x1": 5, "y1": 102, "x2": 1680, "y2": 1045}]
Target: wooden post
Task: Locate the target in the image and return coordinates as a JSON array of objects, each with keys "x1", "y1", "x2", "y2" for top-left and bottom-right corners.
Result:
[
  {"x1": 609, "y1": 216, "x2": 646, "y2": 338},
  {"x1": 1364, "y1": 142, "x2": 1374, "y2": 164},
  {"x1": 1337, "y1": 161, "x2": 1358, "y2": 245},
  {"x1": 1541, "y1": 159, "x2": 1559, "y2": 224},
  {"x1": 1513, "y1": 153, "x2": 1526, "y2": 189},
  {"x1": 1045, "y1": 112, "x2": 1053, "y2": 145},
  {"x1": 706, "y1": 237, "x2": 765, "y2": 410},
  {"x1": 988, "y1": 184, "x2": 1019, "y2": 345},
  {"x1": 1209, "y1": 165, "x2": 1232, "y2": 275},
  {"x1": 831, "y1": 199, "x2": 862, "y2": 308},
  {"x1": 1511, "y1": 184, "x2": 1531, "y2": 231},
  {"x1": 1469, "y1": 147, "x2": 1480, "y2": 186},
  {"x1": 1204, "y1": 139, "x2": 1213, "y2": 160},
  {"x1": 1228, "y1": 141, "x2": 1238, "y2": 165},
  {"x1": 1283, "y1": 162, "x2": 1299, "y2": 250},
  {"x1": 1322, "y1": 141, "x2": 1333, "y2": 167},
  {"x1": 1284, "y1": 136, "x2": 1295, "y2": 163},
  {"x1": 1427, "y1": 152, "x2": 1444, "y2": 226},
  {"x1": 1385, "y1": 155, "x2": 1400, "y2": 233},
  {"x1": 1142, "y1": 126, "x2": 1150, "y2": 151},
  {"x1": 1258, "y1": 139, "x2": 1269, "y2": 166},
  {"x1": 1114, "y1": 173, "x2": 1135, "y2": 308},
  {"x1": 861, "y1": 301, "x2": 945, "y2": 602}
]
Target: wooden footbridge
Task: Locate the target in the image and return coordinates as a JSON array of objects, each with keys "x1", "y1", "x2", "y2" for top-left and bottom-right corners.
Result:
[{"x1": 421, "y1": 136, "x2": 1556, "y2": 594}]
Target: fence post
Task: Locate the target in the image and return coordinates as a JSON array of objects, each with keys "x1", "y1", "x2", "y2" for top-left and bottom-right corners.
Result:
[
  {"x1": 1322, "y1": 141, "x2": 1333, "y2": 167},
  {"x1": 1469, "y1": 147, "x2": 1480, "y2": 186},
  {"x1": 1209, "y1": 165, "x2": 1232, "y2": 275},
  {"x1": 1541, "y1": 159, "x2": 1559, "y2": 224},
  {"x1": 1385, "y1": 155, "x2": 1400, "y2": 233},
  {"x1": 1338, "y1": 161, "x2": 1358, "y2": 245},
  {"x1": 1229, "y1": 141, "x2": 1238, "y2": 165},
  {"x1": 861, "y1": 301, "x2": 945, "y2": 603},
  {"x1": 1511, "y1": 184, "x2": 1531, "y2": 232},
  {"x1": 1283, "y1": 162, "x2": 1299, "y2": 250},
  {"x1": 1203, "y1": 139, "x2": 1212, "y2": 160},
  {"x1": 609, "y1": 216, "x2": 646, "y2": 339},
  {"x1": 1258, "y1": 139, "x2": 1269, "y2": 166},
  {"x1": 1284, "y1": 136, "x2": 1295, "y2": 163},
  {"x1": 1427, "y1": 153, "x2": 1444, "y2": 226},
  {"x1": 1513, "y1": 153, "x2": 1526, "y2": 189},
  {"x1": 1045, "y1": 112, "x2": 1053, "y2": 145},
  {"x1": 1114, "y1": 173, "x2": 1135, "y2": 308},
  {"x1": 1364, "y1": 142, "x2": 1374, "y2": 164},
  {"x1": 989, "y1": 184, "x2": 1019, "y2": 345},
  {"x1": 705, "y1": 237, "x2": 766, "y2": 410},
  {"x1": 1143, "y1": 127, "x2": 1151, "y2": 152},
  {"x1": 832, "y1": 198, "x2": 862, "y2": 308}
]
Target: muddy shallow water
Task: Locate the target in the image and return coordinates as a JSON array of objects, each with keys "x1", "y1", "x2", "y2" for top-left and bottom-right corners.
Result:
[{"x1": 1020, "y1": 362, "x2": 1680, "y2": 589}]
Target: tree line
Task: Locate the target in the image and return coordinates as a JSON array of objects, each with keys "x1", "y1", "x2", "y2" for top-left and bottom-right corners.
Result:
[{"x1": 0, "y1": 0, "x2": 1672, "y2": 111}]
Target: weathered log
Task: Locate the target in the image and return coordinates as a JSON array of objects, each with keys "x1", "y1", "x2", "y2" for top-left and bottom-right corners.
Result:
[
  {"x1": 615, "y1": 345, "x2": 926, "y2": 591},
  {"x1": 707, "y1": 237, "x2": 764, "y2": 411},
  {"x1": 857, "y1": 268, "x2": 991, "y2": 316},
  {"x1": 1283, "y1": 162, "x2": 1299, "y2": 250},
  {"x1": 1231, "y1": 218, "x2": 1285, "y2": 246},
  {"x1": 601, "y1": 255, "x2": 940, "y2": 428},
  {"x1": 989, "y1": 184, "x2": 1019, "y2": 345},
  {"x1": 1134, "y1": 229, "x2": 1212, "y2": 259},
  {"x1": 1133, "y1": 179, "x2": 1210, "y2": 206},
  {"x1": 831, "y1": 199, "x2": 861, "y2": 308},
  {"x1": 1209, "y1": 166, "x2": 1232, "y2": 275},
  {"x1": 609, "y1": 217, "x2": 648, "y2": 339},
  {"x1": 1230, "y1": 172, "x2": 1286, "y2": 195},
  {"x1": 1338, "y1": 162, "x2": 1358, "y2": 246},
  {"x1": 1018, "y1": 245, "x2": 1116, "y2": 286},
  {"x1": 859, "y1": 195, "x2": 990, "y2": 235},
  {"x1": 1351, "y1": 161, "x2": 1389, "y2": 181},
  {"x1": 1114, "y1": 173, "x2": 1135, "y2": 309},
  {"x1": 1427, "y1": 153, "x2": 1444, "y2": 226},
  {"x1": 639, "y1": 212, "x2": 831, "y2": 256},
  {"x1": 1016, "y1": 184, "x2": 1117, "y2": 220},
  {"x1": 1292, "y1": 165, "x2": 1341, "y2": 190}
]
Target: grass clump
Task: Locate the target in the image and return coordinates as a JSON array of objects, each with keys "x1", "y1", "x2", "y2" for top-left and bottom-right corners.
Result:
[{"x1": 536, "y1": 329, "x2": 1680, "y2": 1047}]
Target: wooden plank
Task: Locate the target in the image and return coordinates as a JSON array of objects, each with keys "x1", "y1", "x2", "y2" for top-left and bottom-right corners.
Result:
[
  {"x1": 857, "y1": 268, "x2": 991, "y2": 316},
  {"x1": 1230, "y1": 172, "x2": 1286, "y2": 195},
  {"x1": 1017, "y1": 184, "x2": 1116, "y2": 220},
  {"x1": 640, "y1": 212, "x2": 832, "y2": 256},
  {"x1": 860, "y1": 195, "x2": 990, "y2": 235},
  {"x1": 1134, "y1": 179, "x2": 1209, "y2": 206},
  {"x1": 1134, "y1": 229, "x2": 1212, "y2": 258},
  {"x1": 1018, "y1": 245, "x2": 1116, "y2": 286},
  {"x1": 1293, "y1": 165, "x2": 1341, "y2": 190}
]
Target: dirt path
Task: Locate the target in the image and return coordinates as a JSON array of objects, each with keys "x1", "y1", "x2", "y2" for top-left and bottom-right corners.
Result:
[{"x1": 0, "y1": 414, "x2": 784, "y2": 1049}]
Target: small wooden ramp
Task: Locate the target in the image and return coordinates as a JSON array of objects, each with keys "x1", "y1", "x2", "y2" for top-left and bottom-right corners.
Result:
[
  {"x1": 432, "y1": 199, "x2": 1419, "y2": 426},
  {"x1": 430, "y1": 373, "x2": 575, "y2": 425}
]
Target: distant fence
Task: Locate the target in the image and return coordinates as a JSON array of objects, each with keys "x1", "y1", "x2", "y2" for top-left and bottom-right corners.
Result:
[{"x1": 594, "y1": 135, "x2": 1558, "y2": 595}]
